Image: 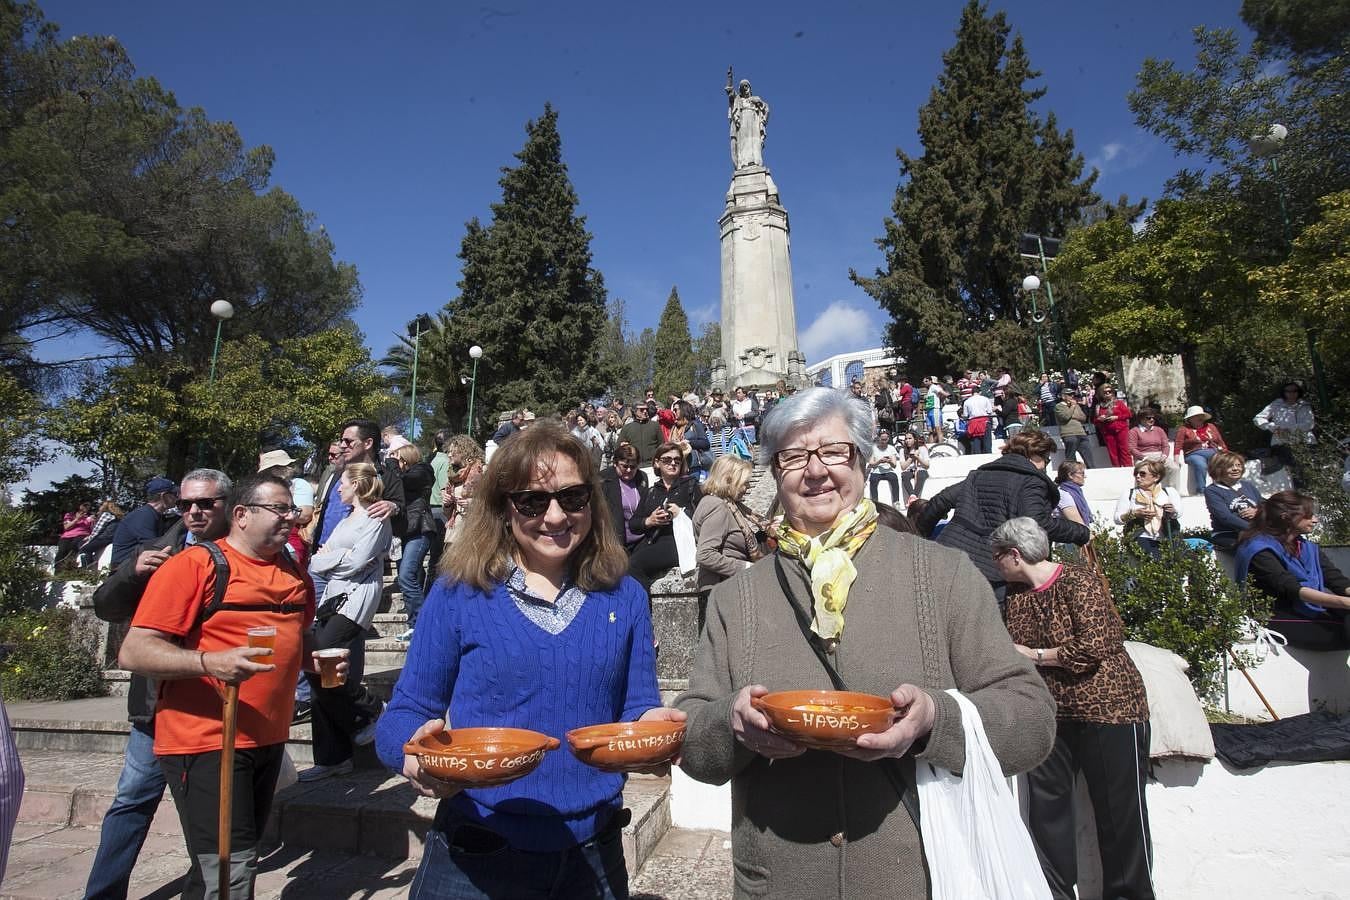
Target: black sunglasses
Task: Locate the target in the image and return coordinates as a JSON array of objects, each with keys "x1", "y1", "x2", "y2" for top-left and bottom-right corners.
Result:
[
  {"x1": 507, "y1": 483, "x2": 593, "y2": 517},
  {"x1": 177, "y1": 496, "x2": 226, "y2": 513}
]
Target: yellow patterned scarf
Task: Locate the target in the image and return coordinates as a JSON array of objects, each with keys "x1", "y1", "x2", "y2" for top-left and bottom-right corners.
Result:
[{"x1": 775, "y1": 498, "x2": 879, "y2": 643}]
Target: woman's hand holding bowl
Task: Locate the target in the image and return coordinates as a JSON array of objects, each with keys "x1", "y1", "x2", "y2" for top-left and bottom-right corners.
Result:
[
  {"x1": 401, "y1": 718, "x2": 463, "y2": 800},
  {"x1": 732, "y1": 685, "x2": 807, "y2": 760},
  {"x1": 835, "y1": 684, "x2": 935, "y2": 763},
  {"x1": 626, "y1": 706, "x2": 690, "y2": 775}
]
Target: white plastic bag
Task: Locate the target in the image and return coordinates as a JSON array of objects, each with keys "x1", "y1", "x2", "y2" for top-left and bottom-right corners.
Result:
[
  {"x1": 672, "y1": 509, "x2": 697, "y2": 576},
  {"x1": 916, "y1": 690, "x2": 1051, "y2": 900}
]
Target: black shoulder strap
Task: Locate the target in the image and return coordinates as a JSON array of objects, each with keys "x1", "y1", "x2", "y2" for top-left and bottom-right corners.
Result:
[
  {"x1": 193, "y1": 541, "x2": 308, "y2": 627},
  {"x1": 194, "y1": 541, "x2": 232, "y2": 625}
]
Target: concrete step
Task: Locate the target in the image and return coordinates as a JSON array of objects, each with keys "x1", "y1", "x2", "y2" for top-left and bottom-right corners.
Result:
[{"x1": 15, "y1": 746, "x2": 671, "y2": 870}]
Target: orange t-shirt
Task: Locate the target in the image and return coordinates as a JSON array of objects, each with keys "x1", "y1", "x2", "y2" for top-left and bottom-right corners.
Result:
[{"x1": 131, "y1": 539, "x2": 314, "y2": 755}]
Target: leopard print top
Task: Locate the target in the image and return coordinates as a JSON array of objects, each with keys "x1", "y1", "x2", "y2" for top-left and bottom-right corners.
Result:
[{"x1": 1005, "y1": 564, "x2": 1148, "y2": 725}]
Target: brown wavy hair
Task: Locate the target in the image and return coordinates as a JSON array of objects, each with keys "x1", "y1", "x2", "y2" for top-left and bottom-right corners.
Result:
[
  {"x1": 1240, "y1": 490, "x2": 1312, "y2": 552},
  {"x1": 1003, "y1": 430, "x2": 1057, "y2": 461},
  {"x1": 440, "y1": 424, "x2": 628, "y2": 592}
]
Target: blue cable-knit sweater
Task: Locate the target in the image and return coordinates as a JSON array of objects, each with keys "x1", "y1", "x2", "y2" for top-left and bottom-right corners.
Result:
[{"x1": 374, "y1": 573, "x2": 661, "y2": 851}]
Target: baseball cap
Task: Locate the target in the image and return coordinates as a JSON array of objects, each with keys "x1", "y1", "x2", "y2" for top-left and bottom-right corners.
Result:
[
  {"x1": 257, "y1": 449, "x2": 297, "y2": 471},
  {"x1": 145, "y1": 476, "x2": 177, "y2": 495}
]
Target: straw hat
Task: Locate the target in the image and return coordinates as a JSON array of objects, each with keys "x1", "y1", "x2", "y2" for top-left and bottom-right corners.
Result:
[{"x1": 1182, "y1": 405, "x2": 1211, "y2": 423}]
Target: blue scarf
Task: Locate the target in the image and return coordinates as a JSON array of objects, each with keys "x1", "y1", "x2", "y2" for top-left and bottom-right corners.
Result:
[
  {"x1": 1235, "y1": 534, "x2": 1326, "y2": 616},
  {"x1": 1058, "y1": 481, "x2": 1092, "y2": 526}
]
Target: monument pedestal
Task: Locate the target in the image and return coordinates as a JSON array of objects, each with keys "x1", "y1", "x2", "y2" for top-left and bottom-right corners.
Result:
[{"x1": 718, "y1": 165, "x2": 802, "y2": 391}]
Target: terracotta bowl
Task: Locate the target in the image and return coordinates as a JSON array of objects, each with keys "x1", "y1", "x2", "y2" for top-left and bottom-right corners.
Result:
[
  {"x1": 750, "y1": 690, "x2": 894, "y2": 750},
  {"x1": 566, "y1": 721, "x2": 686, "y2": 773},
  {"x1": 403, "y1": 727, "x2": 560, "y2": 787}
]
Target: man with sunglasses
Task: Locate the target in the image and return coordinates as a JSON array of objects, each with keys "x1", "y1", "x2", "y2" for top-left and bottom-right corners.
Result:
[
  {"x1": 617, "y1": 401, "x2": 663, "y2": 468},
  {"x1": 85, "y1": 469, "x2": 232, "y2": 900}
]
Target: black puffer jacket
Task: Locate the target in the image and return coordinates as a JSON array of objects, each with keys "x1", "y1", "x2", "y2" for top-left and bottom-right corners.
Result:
[
  {"x1": 399, "y1": 460, "x2": 439, "y2": 538},
  {"x1": 917, "y1": 453, "x2": 1090, "y2": 584}
]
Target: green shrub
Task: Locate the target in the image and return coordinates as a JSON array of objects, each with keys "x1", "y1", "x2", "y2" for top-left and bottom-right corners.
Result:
[
  {"x1": 0, "y1": 608, "x2": 107, "y2": 701},
  {"x1": 1288, "y1": 439, "x2": 1350, "y2": 545},
  {"x1": 0, "y1": 506, "x2": 45, "y2": 616},
  {"x1": 1087, "y1": 532, "x2": 1270, "y2": 701}
]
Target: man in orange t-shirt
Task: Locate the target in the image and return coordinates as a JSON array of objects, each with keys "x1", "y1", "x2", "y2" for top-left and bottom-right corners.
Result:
[{"x1": 120, "y1": 473, "x2": 341, "y2": 900}]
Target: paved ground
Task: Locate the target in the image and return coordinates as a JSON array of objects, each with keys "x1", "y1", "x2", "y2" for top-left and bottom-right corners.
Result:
[{"x1": 1, "y1": 824, "x2": 732, "y2": 899}]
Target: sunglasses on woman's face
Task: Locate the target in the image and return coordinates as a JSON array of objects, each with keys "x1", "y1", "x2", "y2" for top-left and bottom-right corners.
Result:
[{"x1": 507, "y1": 483, "x2": 593, "y2": 517}]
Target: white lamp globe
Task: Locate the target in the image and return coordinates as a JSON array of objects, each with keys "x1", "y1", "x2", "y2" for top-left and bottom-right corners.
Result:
[
  {"x1": 1022, "y1": 275, "x2": 1041, "y2": 293},
  {"x1": 210, "y1": 299, "x2": 235, "y2": 320},
  {"x1": 469, "y1": 345, "x2": 483, "y2": 359}
]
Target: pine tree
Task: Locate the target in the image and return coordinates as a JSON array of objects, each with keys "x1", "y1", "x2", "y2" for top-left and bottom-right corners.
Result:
[
  {"x1": 651, "y1": 287, "x2": 694, "y2": 400},
  {"x1": 431, "y1": 106, "x2": 614, "y2": 433},
  {"x1": 851, "y1": 0, "x2": 1099, "y2": 377}
]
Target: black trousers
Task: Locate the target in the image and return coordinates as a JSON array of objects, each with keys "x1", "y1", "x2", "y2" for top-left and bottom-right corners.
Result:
[
  {"x1": 1268, "y1": 612, "x2": 1350, "y2": 651},
  {"x1": 627, "y1": 535, "x2": 678, "y2": 594},
  {"x1": 1026, "y1": 720, "x2": 1155, "y2": 900},
  {"x1": 161, "y1": 744, "x2": 284, "y2": 900},
  {"x1": 305, "y1": 613, "x2": 383, "y2": 766},
  {"x1": 868, "y1": 471, "x2": 899, "y2": 504}
]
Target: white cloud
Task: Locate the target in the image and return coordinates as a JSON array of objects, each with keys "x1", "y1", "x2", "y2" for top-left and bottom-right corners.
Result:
[
  {"x1": 688, "y1": 303, "x2": 718, "y2": 326},
  {"x1": 798, "y1": 301, "x2": 879, "y2": 364},
  {"x1": 1101, "y1": 142, "x2": 1124, "y2": 163}
]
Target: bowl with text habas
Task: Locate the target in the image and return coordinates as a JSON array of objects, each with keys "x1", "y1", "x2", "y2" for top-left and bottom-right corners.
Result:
[
  {"x1": 750, "y1": 690, "x2": 895, "y2": 750},
  {"x1": 566, "y1": 720, "x2": 686, "y2": 773},
  {"x1": 403, "y1": 728, "x2": 560, "y2": 787}
]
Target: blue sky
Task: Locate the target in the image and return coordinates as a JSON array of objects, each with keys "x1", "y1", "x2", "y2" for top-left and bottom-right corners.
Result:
[
  {"x1": 21, "y1": 0, "x2": 1249, "y2": 493},
  {"x1": 38, "y1": 0, "x2": 1248, "y2": 362}
]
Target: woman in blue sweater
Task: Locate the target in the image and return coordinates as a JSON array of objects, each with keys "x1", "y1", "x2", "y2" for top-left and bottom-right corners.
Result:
[{"x1": 375, "y1": 425, "x2": 681, "y2": 899}]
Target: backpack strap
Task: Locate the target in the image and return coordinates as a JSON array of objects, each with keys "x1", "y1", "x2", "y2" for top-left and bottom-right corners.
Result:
[{"x1": 192, "y1": 541, "x2": 308, "y2": 627}]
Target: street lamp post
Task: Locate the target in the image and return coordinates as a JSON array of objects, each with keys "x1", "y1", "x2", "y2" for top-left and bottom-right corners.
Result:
[
  {"x1": 1249, "y1": 123, "x2": 1330, "y2": 412},
  {"x1": 198, "y1": 299, "x2": 235, "y2": 466},
  {"x1": 407, "y1": 315, "x2": 431, "y2": 441},
  {"x1": 466, "y1": 345, "x2": 483, "y2": 436},
  {"x1": 1022, "y1": 275, "x2": 1048, "y2": 375},
  {"x1": 207, "y1": 299, "x2": 235, "y2": 385}
]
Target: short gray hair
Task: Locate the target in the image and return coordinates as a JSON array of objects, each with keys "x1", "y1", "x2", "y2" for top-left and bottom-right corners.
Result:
[
  {"x1": 990, "y1": 517, "x2": 1050, "y2": 563},
  {"x1": 708, "y1": 410, "x2": 726, "y2": 428},
  {"x1": 182, "y1": 468, "x2": 232, "y2": 492},
  {"x1": 759, "y1": 386, "x2": 874, "y2": 468}
]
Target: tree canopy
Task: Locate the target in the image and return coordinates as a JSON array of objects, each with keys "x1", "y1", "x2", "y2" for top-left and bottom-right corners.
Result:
[
  {"x1": 652, "y1": 287, "x2": 694, "y2": 400},
  {"x1": 851, "y1": 0, "x2": 1099, "y2": 377},
  {"x1": 412, "y1": 106, "x2": 614, "y2": 433},
  {"x1": 1, "y1": 0, "x2": 361, "y2": 389}
]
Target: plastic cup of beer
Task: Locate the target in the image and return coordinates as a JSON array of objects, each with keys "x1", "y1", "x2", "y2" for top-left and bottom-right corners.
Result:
[
  {"x1": 315, "y1": 648, "x2": 346, "y2": 688},
  {"x1": 246, "y1": 627, "x2": 276, "y2": 661}
]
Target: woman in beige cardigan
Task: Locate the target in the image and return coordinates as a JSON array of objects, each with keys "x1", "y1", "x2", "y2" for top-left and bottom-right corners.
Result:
[
  {"x1": 691, "y1": 455, "x2": 766, "y2": 590},
  {"x1": 676, "y1": 387, "x2": 1056, "y2": 900}
]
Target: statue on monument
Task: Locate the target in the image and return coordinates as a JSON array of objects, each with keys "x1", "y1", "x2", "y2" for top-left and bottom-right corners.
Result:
[{"x1": 725, "y1": 68, "x2": 768, "y2": 169}]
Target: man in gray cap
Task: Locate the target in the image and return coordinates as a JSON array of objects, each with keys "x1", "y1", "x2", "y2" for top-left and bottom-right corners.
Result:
[{"x1": 110, "y1": 477, "x2": 179, "y2": 567}]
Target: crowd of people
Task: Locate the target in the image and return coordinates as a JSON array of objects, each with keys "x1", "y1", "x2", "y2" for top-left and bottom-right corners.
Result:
[{"x1": 58, "y1": 362, "x2": 1342, "y2": 899}]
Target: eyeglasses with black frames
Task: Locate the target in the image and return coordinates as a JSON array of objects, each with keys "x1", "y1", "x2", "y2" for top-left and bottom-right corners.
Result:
[
  {"x1": 772, "y1": 442, "x2": 857, "y2": 471},
  {"x1": 177, "y1": 496, "x2": 226, "y2": 513},
  {"x1": 245, "y1": 503, "x2": 301, "y2": 518},
  {"x1": 507, "y1": 484, "x2": 594, "y2": 518}
]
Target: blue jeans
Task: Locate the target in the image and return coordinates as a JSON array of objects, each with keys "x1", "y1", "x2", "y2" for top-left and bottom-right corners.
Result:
[
  {"x1": 410, "y1": 820, "x2": 628, "y2": 899},
  {"x1": 85, "y1": 725, "x2": 169, "y2": 899},
  {"x1": 1061, "y1": 434, "x2": 1095, "y2": 468},
  {"x1": 1185, "y1": 448, "x2": 1217, "y2": 490},
  {"x1": 398, "y1": 534, "x2": 432, "y2": 630}
]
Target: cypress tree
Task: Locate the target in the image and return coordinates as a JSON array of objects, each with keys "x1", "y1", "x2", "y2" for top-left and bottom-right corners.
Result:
[
  {"x1": 851, "y1": 0, "x2": 1098, "y2": 377},
  {"x1": 651, "y1": 286, "x2": 694, "y2": 400},
  {"x1": 433, "y1": 105, "x2": 614, "y2": 432}
]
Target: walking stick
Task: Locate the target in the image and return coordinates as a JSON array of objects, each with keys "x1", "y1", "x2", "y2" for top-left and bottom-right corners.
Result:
[
  {"x1": 1227, "y1": 648, "x2": 1280, "y2": 720},
  {"x1": 218, "y1": 682, "x2": 240, "y2": 898}
]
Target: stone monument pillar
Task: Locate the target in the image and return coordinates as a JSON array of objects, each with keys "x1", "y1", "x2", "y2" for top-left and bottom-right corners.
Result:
[{"x1": 715, "y1": 71, "x2": 803, "y2": 391}]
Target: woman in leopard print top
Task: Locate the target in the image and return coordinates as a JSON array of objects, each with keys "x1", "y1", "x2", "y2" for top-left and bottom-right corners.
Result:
[{"x1": 993, "y1": 517, "x2": 1155, "y2": 900}]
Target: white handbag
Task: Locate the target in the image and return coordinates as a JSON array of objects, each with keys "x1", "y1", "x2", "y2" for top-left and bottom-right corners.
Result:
[
  {"x1": 916, "y1": 690, "x2": 1052, "y2": 900},
  {"x1": 672, "y1": 509, "x2": 697, "y2": 576}
]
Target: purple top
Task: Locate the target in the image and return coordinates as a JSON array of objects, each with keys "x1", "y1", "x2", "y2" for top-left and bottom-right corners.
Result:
[{"x1": 620, "y1": 480, "x2": 642, "y2": 544}]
